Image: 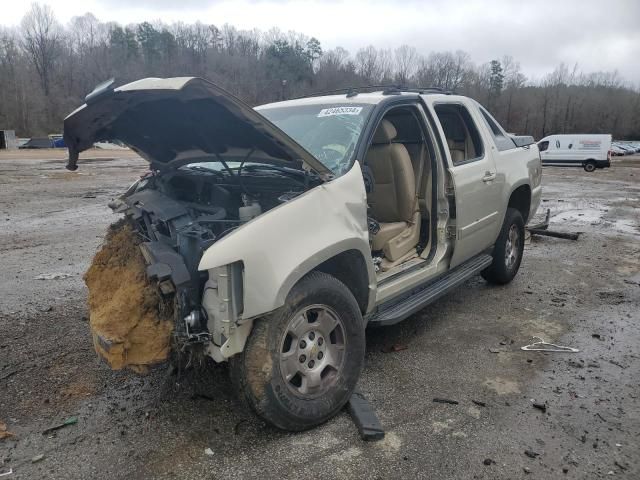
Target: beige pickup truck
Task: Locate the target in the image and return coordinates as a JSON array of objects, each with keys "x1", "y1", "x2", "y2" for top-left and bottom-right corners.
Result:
[{"x1": 64, "y1": 77, "x2": 542, "y2": 431}]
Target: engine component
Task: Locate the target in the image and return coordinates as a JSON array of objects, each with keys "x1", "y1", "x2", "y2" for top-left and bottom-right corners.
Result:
[{"x1": 239, "y1": 201, "x2": 262, "y2": 222}]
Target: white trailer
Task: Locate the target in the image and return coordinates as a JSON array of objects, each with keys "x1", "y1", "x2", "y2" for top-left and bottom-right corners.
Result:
[{"x1": 537, "y1": 134, "x2": 611, "y2": 172}]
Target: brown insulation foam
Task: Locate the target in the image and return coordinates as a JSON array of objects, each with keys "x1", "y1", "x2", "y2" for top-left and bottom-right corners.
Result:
[{"x1": 84, "y1": 222, "x2": 174, "y2": 372}]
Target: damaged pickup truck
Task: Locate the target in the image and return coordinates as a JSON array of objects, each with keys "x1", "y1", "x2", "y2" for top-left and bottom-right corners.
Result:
[{"x1": 64, "y1": 77, "x2": 542, "y2": 431}]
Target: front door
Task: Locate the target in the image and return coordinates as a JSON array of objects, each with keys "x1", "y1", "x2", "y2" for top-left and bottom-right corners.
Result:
[{"x1": 431, "y1": 101, "x2": 502, "y2": 268}]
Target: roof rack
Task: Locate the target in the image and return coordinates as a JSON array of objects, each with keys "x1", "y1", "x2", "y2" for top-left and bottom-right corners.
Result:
[{"x1": 291, "y1": 85, "x2": 454, "y2": 100}]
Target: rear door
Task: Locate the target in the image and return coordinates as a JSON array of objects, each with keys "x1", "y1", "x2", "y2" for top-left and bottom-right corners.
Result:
[{"x1": 429, "y1": 99, "x2": 502, "y2": 268}]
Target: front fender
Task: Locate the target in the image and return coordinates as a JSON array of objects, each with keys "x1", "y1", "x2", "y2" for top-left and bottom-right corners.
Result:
[{"x1": 198, "y1": 162, "x2": 375, "y2": 319}]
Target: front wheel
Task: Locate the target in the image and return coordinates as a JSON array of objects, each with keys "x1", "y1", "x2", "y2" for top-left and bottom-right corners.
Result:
[
  {"x1": 230, "y1": 271, "x2": 365, "y2": 431},
  {"x1": 583, "y1": 161, "x2": 596, "y2": 172},
  {"x1": 482, "y1": 208, "x2": 525, "y2": 285}
]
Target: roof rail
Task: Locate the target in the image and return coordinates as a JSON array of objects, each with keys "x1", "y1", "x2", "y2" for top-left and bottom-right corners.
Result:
[
  {"x1": 290, "y1": 85, "x2": 394, "y2": 100},
  {"x1": 291, "y1": 84, "x2": 454, "y2": 100}
]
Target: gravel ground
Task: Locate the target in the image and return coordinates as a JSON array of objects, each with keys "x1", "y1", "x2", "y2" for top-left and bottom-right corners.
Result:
[{"x1": 1, "y1": 150, "x2": 639, "y2": 479}]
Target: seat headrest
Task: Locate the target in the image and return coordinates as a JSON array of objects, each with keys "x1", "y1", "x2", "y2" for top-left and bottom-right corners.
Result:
[
  {"x1": 447, "y1": 138, "x2": 455, "y2": 149},
  {"x1": 373, "y1": 120, "x2": 397, "y2": 144}
]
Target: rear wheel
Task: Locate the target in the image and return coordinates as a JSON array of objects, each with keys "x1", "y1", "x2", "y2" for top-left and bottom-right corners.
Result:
[
  {"x1": 583, "y1": 160, "x2": 596, "y2": 172},
  {"x1": 482, "y1": 208, "x2": 524, "y2": 285},
  {"x1": 230, "y1": 271, "x2": 365, "y2": 431}
]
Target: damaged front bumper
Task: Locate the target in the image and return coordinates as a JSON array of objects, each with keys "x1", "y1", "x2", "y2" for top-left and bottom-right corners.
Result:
[{"x1": 202, "y1": 263, "x2": 253, "y2": 362}]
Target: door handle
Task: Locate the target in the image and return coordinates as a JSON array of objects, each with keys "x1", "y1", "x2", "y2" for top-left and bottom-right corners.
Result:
[{"x1": 482, "y1": 171, "x2": 496, "y2": 182}]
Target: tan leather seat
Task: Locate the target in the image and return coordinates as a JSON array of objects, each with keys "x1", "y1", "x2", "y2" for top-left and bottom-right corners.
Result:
[
  {"x1": 447, "y1": 138, "x2": 466, "y2": 164},
  {"x1": 366, "y1": 120, "x2": 421, "y2": 265}
]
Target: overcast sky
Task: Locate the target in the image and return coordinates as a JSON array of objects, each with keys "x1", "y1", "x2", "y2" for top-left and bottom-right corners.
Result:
[{"x1": 2, "y1": 0, "x2": 639, "y2": 84}]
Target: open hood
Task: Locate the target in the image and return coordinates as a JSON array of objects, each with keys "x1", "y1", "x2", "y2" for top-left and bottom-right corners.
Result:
[{"x1": 63, "y1": 77, "x2": 331, "y2": 176}]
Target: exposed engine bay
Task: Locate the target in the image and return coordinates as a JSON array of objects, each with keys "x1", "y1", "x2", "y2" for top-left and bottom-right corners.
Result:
[{"x1": 111, "y1": 163, "x2": 321, "y2": 355}]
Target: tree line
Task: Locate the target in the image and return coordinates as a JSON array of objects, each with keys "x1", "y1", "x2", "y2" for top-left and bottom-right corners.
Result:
[{"x1": 1, "y1": 3, "x2": 639, "y2": 140}]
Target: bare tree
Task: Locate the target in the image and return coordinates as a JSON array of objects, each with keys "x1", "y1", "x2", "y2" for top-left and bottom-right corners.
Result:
[
  {"x1": 355, "y1": 45, "x2": 381, "y2": 83},
  {"x1": 21, "y1": 3, "x2": 61, "y2": 96},
  {"x1": 3, "y1": 5, "x2": 640, "y2": 140},
  {"x1": 394, "y1": 44, "x2": 418, "y2": 85}
]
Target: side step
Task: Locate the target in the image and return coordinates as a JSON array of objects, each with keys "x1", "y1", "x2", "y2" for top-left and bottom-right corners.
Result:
[{"x1": 367, "y1": 254, "x2": 493, "y2": 326}]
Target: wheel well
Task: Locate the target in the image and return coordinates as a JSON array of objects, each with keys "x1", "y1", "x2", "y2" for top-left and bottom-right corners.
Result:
[
  {"x1": 312, "y1": 250, "x2": 370, "y2": 314},
  {"x1": 508, "y1": 185, "x2": 532, "y2": 224}
]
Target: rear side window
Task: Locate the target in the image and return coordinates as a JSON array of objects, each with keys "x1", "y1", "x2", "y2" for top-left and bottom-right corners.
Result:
[
  {"x1": 478, "y1": 107, "x2": 516, "y2": 151},
  {"x1": 538, "y1": 141, "x2": 549, "y2": 152},
  {"x1": 434, "y1": 103, "x2": 484, "y2": 166}
]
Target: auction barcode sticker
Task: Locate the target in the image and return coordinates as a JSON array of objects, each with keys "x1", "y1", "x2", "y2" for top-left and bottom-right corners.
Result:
[{"x1": 318, "y1": 107, "x2": 363, "y2": 117}]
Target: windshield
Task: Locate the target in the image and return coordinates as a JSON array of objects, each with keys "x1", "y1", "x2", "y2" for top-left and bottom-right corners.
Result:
[{"x1": 257, "y1": 103, "x2": 374, "y2": 175}]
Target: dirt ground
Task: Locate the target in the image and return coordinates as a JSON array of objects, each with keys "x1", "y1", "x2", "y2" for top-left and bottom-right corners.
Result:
[{"x1": 1, "y1": 149, "x2": 639, "y2": 480}]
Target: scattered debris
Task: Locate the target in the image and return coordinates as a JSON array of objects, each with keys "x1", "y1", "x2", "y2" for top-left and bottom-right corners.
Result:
[
  {"x1": 489, "y1": 347, "x2": 506, "y2": 353},
  {"x1": 347, "y1": 388, "x2": 385, "y2": 441},
  {"x1": 433, "y1": 398, "x2": 459, "y2": 405},
  {"x1": 591, "y1": 333, "x2": 601, "y2": 339},
  {"x1": 204, "y1": 448, "x2": 214, "y2": 456},
  {"x1": 608, "y1": 359, "x2": 627, "y2": 369},
  {"x1": 34, "y1": 273, "x2": 74, "y2": 280},
  {"x1": 568, "y1": 359, "x2": 585, "y2": 369},
  {"x1": 523, "y1": 466, "x2": 531, "y2": 474},
  {"x1": 0, "y1": 421, "x2": 14, "y2": 440},
  {"x1": 472, "y1": 400, "x2": 486, "y2": 407},
  {"x1": 532, "y1": 402, "x2": 547, "y2": 413},
  {"x1": 521, "y1": 336, "x2": 579, "y2": 353},
  {"x1": 381, "y1": 343, "x2": 408, "y2": 353},
  {"x1": 528, "y1": 209, "x2": 551, "y2": 230},
  {"x1": 524, "y1": 450, "x2": 540, "y2": 459},
  {"x1": 31, "y1": 454, "x2": 45, "y2": 463},
  {"x1": 233, "y1": 419, "x2": 248, "y2": 435},
  {"x1": 483, "y1": 458, "x2": 494, "y2": 466},
  {"x1": 526, "y1": 208, "x2": 580, "y2": 240},
  {"x1": 528, "y1": 228, "x2": 580, "y2": 241},
  {"x1": 42, "y1": 416, "x2": 78, "y2": 435},
  {"x1": 0, "y1": 468, "x2": 12, "y2": 477},
  {"x1": 614, "y1": 461, "x2": 628, "y2": 471}
]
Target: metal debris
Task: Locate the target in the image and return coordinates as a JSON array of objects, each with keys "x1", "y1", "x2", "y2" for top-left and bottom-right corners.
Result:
[
  {"x1": 521, "y1": 336, "x2": 579, "y2": 353},
  {"x1": 347, "y1": 388, "x2": 385, "y2": 441},
  {"x1": 42, "y1": 416, "x2": 78, "y2": 435},
  {"x1": 532, "y1": 402, "x2": 547, "y2": 413},
  {"x1": 34, "y1": 273, "x2": 74, "y2": 280},
  {"x1": 381, "y1": 343, "x2": 408, "y2": 353},
  {"x1": 433, "y1": 398, "x2": 459, "y2": 405},
  {"x1": 524, "y1": 450, "x2": 540, "y2": 458}
]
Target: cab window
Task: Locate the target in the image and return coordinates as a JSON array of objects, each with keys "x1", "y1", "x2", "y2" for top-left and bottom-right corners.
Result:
[
  {"x1": 434, "y1": 104, "x2": 484, "y2": 166},
  {"x1": 478, "y1": 107, "x2": 516, "y2": 151},
  {"x1": 538, "y1": 141, "x2": 549, "y2": 152}
]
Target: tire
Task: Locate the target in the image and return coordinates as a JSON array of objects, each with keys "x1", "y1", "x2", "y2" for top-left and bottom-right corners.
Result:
[
  {"x1": 481, "y1": 207, "x2": 525, "y2": 285},
  {"x1": 583, "y1": 161, "x2": 596, "y2": 172},
  {"x1": 230, "y1": 271, "x2": 365, "y2": 431}
]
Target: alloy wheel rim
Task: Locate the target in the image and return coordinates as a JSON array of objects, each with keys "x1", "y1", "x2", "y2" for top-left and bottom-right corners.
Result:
[
  {"x1": 505, "y1": 224, "x2": 520, "y2": 270},
  {"x1": 279, "y1": 305, "x2": 346, "y2": 398}
]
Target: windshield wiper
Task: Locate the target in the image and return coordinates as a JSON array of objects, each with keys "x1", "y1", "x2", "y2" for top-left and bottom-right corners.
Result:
[
  {"x1": 183, "y1": 165, "x2": 225, "y2": 176},
  {"x1": 241, "y1": 164, "x2": 309, "y2": 177}
]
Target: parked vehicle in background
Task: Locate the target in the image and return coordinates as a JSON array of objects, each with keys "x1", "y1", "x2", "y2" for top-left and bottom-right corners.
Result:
[
  {"x1": 65, "y1": 77, "x2": 542, "y2": 431},
  {"x1": 19, "y1": 137, "x2": 54, "y2": 149},
  {"x1": 49, "y1": 134, "x2": 66, "y2": 148},
  {"x1": 538, "y1": 134, "x2": 612, "y2": 172},
  {"x1": 611, "y1": 144, "x2": 626, "y2": 156},
  {"x1": 614, "y1": 143, "x2": 633, "y2": 155}
]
